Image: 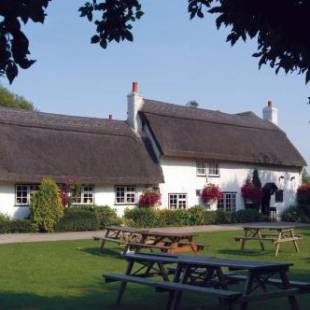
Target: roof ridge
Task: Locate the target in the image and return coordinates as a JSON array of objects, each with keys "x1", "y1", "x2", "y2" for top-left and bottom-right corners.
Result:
[{"x1": 142, "y1": 98, "x2": 280, "y2": 132}]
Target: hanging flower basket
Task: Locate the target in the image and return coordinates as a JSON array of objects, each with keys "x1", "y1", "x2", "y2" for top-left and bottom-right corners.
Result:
[
  {"x1": 139, "y1": 191, "x2": 161, "y2": 208},
  {"x1": 241, "y1": 179, "x2": 262, "y2": 209},
  {"x1": 200, "y1": 184, "x2": 223, "y2": 204}
]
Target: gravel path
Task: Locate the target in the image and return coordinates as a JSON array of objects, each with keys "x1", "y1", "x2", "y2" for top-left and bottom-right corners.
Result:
[{"x1": 0, "y1": 222, "x2": 307, "y2": 244}]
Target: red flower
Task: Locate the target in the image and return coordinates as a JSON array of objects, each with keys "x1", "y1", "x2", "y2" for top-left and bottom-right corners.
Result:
[
  {"x1": 241, "y1": 179, "x2": 262, "y2": 204},
  {"x1": 200, "y1": 184, "x2": 223, "y2": 203},
  {"x1": 139, "y1": 191, "x2": 161, "y2": 208}
]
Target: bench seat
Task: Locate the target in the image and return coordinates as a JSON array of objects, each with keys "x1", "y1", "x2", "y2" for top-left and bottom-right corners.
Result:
[{"x1": 104, "y1": 273, "x2": 242, "y2": 301}]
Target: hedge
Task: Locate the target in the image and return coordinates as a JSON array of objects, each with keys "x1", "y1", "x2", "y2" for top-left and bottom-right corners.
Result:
[
  {"x1": 55, "y1": 205, "x2": 121, "y2": 232},
  {"x1": 124, "y1": 206, "x2": 265, "y2": 228},
  {"x1": 0, "y1": 214, "x2": 35, "y2": 233}
]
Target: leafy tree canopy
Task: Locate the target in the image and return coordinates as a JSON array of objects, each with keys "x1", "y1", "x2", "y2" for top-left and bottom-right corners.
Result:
[
  {"x1": 1, "y1": 1, "x2": 310, "y2": 83},
  {"x1": 303, "y1": 169, "x2": 310, "y2": 184},
  {"x1": 0, "y1": 85, "x2": 34, "y2": 110}
]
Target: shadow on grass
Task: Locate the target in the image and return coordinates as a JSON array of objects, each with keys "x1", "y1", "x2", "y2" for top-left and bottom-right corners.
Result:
[
  {"x1": 78, "y1": 246, "x2": 124, "y2": 260},
  {"x1": 218, "y1": 249, "x2": 274, "y2": 257}
]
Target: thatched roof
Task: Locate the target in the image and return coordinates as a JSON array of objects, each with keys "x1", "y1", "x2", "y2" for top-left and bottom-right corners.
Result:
[
  {"x1": 141, "y1": 99, "x2": 306, "y2": 168},
  {"x1": 0, "y1": 107, "x2": 163, "y2": 184}
]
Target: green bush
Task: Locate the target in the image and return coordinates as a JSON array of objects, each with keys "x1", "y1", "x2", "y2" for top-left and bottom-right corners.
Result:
[
  {"x1": 281, "y1": 206, "x2": 309, "y2": 223},
  {"x1": 124, "y1": 208, "x2": 160, "y2": 228},
  {"x1": 231, "y1": 209, "x2": 263, "y2": 223},
  {"x1": 64, "y1": 205, "x2": 121, "y2": 228},
  {"x1": 9, "y1": 219, "x2": 33, "y2": 233},
  {"x1": 55, "y1": 207, "x2": 99, "y2": 232},
  {"x1": 0, "y1": 213, "x2": 10, "y2": 233},
  {"x1": 29, "y1": 177, "x2": 64, "y2": 232}
]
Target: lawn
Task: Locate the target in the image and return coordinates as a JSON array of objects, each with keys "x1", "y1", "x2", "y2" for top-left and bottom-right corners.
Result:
[{"x1": 0, "y1": 228, "x2": 309, "y2": 309}]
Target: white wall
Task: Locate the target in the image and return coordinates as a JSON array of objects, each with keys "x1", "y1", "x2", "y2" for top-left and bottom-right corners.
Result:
[
  {"x1": 94, "y1": 185, "x2": 147, "y2": 217},
  {"x1": 0, "y1": 183, "x2": 30, "y2": 219},
  {"x1": 159, "y1": 157, "x2": 301, "y2": 215}
]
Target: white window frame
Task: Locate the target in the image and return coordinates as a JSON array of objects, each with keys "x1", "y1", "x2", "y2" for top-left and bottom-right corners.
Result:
[
  {"x1": 196, "y1": 161, "x2": 220, "y2": 177},
  {"x1": 217, "y1": 192, "x2": 237, "y2": 212},
  {"x1": 73, "y1": 185, "x2": 95, "y2": 205},
  {"x1": 208, "y1": 162, "x2": 220, "y2": 177},
  {"x1": 196, "y1": 161, "x2": 207, "y2": 176},
  {"x1": 115, "y1": 186, "x2": 137, "y2": 205},
  {"x1": 15, "y1": 184, "x2": 39, "y2": 206},
  {"x1": 168, "y1": 193, "x2": 187, "y2": 209}
]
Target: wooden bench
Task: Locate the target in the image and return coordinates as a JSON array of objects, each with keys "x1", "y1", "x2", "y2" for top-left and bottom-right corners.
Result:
[
  {"x1": 225, "y1": 273, "x2": 310, "y2": 292},
  {"x1": 104, "y1": 273, "x2": 242, "y2": 306}
]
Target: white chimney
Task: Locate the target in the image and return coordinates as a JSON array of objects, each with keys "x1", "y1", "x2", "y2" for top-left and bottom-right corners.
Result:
[
  {"x1": 127, "y1": 81, "x2": 144, "y2": 133},
  {"x1": 263, "y1": 100, "x2": 278, "y2": 125}
]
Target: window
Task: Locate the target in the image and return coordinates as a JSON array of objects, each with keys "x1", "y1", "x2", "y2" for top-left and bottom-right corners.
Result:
[
  {"x1": 196, "y1": 161, "x2": 207, "y2": 176},
  {"x1": 169, "y1": 193, "x2": 187, "y2": 209},
  {"x1": 208, "y1": 163, "x2": 220, "y2": 177},
  {"x1": 15, "y1": 184, "x2": 39, "y2": 206},
  {"x1": 73, "y1": 185, "x2": 94, "y2": 204},
  {"x1": 115, "y1": 186, "x2": 136, "y2": 204},
  {"x1": 196, "y1": 161, "x2": 220, "y2": 177},
  {"x1": 217, "y1": 192, "x2": 237, "y2": 212}
]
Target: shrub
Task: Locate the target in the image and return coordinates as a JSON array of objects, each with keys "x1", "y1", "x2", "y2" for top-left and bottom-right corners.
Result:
[
  {"x1": 29, "y1": 177, "x2": 64, "y2": 232},
  {"x1": 9, "y1": 219, "x2": 33, "y2": 233},
  {"x1": 214, "y1": 210, "x2": 232, "y2": 224},
  {"x1": 281, "y1": 206, "x2": 309, "y2": 223},
  {"x1": 0, "y1": 213, "x2": 10, "y2": 234},
  {"x1": 188, "y1": 206, "x2": 209, "y2": 225},
  {"x1": 55, "y1": 207, "x2": 99, "y2": 232},
  {"x1": 124, "y1": 208, "x2": 160, "y2": 228},
  {"x1": 231, "y1": 209, "x2": 263, "y2": 223},
  {"x1": 66, "y1": 205, "x2": 121, "y2": 228}
]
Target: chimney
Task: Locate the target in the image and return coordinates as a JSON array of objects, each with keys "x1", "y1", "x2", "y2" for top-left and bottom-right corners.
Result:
[
  {"x1": 108, "y1": 114, "x2": 112, "y2": 120},
  {"x1": 127, "y1": 81, "x2": 144, "y2": 133},
  {"x1": 263, "y1": 100, "x2": 278, "y2": 125}
]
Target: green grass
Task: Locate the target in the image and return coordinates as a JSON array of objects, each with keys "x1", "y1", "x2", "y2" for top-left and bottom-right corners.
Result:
[{"x1": 0, "y1": 228, "x2": 309, "y2": 309}]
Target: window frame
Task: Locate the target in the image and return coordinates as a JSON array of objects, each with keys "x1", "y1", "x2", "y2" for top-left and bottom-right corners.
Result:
[
  {"x1": 196, "y1": 161, "x2": 220, "y2": 177},
  {"x1": 72, "y1": 185, "x2": 95, "y2": 205},
  {"x1": 115, "y1": 186, "x2": 137, "y2": 205},
  {"x1": 217, "y1": 192, "x2": 237, "y2": 212},
  {"x1": 15, "y1": 184, "x2": 39, "y2": 206},
  {"x1": 168, "y1": 193, "x2": 188, "y2": 210},
  {"x1": 208, "y1": 162, "x2": 220, "y2": 177}
]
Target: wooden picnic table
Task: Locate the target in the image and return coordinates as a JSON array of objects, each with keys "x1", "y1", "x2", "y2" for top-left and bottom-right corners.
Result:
[
  {"x1": 128, "y1": 230, "x2": 204, "y2": 255},
  {"x1": 104, "y1": 252, "x2": 310, "y2": 310},
  {"x1": 93, "y1": 226, "x2": 148, "y2": 254},
  {"x1": 235, "y1": 224, "x2": 302, "y2": 256}
]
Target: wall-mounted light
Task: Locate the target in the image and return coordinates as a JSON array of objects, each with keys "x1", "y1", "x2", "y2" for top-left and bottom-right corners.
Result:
[
  {"x1": 290, "y1": 176, "x2": 296, "y2": 189},
  {"x1": 278, "y1": 176, "x2": 285, "y2": 189}
]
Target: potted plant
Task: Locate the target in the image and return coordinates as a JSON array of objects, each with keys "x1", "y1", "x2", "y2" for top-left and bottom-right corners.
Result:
[
  {"x1": 200, "y1": 183, "x2": 223, "y2": 206},
  {"x1": 139, "y1": 191, "x2": 161, "y2": 208}
]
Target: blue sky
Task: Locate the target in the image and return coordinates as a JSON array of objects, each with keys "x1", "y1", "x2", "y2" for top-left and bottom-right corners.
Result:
[{"x1": 2, "y1": 0, "x2": 310, "y2": 168}]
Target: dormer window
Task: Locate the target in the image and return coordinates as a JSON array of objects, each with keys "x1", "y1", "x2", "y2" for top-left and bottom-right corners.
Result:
[{"x1": 196, "y1": 161, "x2": 220, "y2": 177}]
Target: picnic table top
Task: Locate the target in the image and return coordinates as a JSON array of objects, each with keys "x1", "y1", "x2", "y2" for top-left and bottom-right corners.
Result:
[
  {"x1": 140, "y1": 230, "x2": 194, "y2": 238},
  {"x1": 106, "y1": 226, "x2": 148, "y2": 233},
  {"x1": 125, "y1": 252, "x2": 293, "y2": 271},
  {"x1": 242, "y1": 224, "x2": 296, "y2": 230}
]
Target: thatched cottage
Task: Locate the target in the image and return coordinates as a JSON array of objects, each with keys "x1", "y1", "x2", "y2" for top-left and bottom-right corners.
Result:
[{"x1": 0, "y1": 82, "x2": 306, "y2": 218}]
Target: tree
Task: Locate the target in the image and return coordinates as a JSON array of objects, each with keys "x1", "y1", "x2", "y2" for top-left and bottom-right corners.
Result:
[
  {"x1": 29, "y1": 177, "x2": 64, "y2": 232},
  {"x1": 0, "y1": 85, "x2": 34, "y2": 111},
  {"x1": 302, "y1": 169, "x2": 310, "y2": 184},
  {"x1": 1, "y1": 1, "x2": 310, "y2": 83}
]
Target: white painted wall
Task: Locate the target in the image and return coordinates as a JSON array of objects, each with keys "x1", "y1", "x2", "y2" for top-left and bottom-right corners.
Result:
[
  {"x1": 158, "y1": 157, "x2": 301, "y2": 216},
  {"x1": 94, "y1": 185, "x2": 146, "y2": 217},
  {"x1": 0, "y1": 183, "x2": 30, "y2": 219},
  {"x1": 0, "y1": 165, "x2": 301, "y2": 219}
]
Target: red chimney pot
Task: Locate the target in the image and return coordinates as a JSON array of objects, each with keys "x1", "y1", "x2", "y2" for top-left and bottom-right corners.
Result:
[
  {"x1": 108, "y1": 114, "x2": 112, "y2": 120},
  {"x1": 132, "y1": 81, "x2": 139, "y2": 93}
]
